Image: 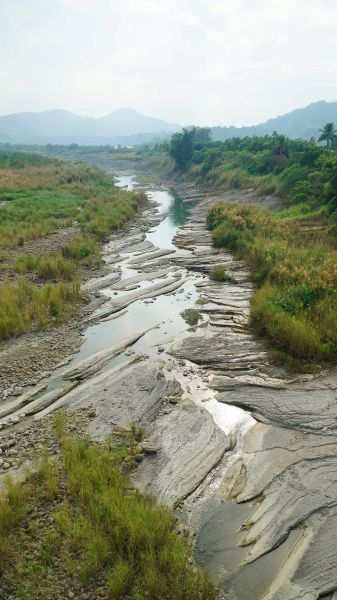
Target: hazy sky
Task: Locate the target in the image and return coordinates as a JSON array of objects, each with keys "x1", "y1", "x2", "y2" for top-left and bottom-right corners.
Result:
[{"x1": 1, "y1": 0, "x2": 337, "y2": 125}]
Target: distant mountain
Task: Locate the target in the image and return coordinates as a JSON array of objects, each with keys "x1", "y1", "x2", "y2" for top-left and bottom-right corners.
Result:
[
  {"x1": 3, "y1": 101, "x2": 336, "y2": 146},
  {"x1": 0, "y1": 108, "x2": 180, "y2": 145},
  {"x1": 212, "y1": 101, "x2": 337, "y2": 141}
]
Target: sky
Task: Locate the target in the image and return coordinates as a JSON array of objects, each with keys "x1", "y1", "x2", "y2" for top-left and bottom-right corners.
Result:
[{"x1": 1, "y1": 0, "x2": 337, "y2": 126}]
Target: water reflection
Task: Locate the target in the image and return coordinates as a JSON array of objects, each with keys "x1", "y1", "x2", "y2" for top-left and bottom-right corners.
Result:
[
  {"x1": 147, "y1": 189, "x2": 194, "y2": 250},
  {"x1": 168, "y1": 189, "x2": 192, "y2": 226}
]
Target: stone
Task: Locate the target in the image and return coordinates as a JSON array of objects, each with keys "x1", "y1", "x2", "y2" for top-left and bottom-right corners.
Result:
[
  {"x1": 61, "y1": 331, "x2": 148, "y2": 381},
  {"x1": 142, "y1": 443, "x2": 161, "y2": 455}
]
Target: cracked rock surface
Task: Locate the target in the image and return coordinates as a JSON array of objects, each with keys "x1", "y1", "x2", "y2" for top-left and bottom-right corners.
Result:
[{"x1": 167, "y1": 183, "x2": 337, "y2": 600}]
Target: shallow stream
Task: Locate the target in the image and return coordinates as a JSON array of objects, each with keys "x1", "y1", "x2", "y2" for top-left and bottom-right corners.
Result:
[{"x1": 78, "y1": 174, "x2": 253, "y2": 438}]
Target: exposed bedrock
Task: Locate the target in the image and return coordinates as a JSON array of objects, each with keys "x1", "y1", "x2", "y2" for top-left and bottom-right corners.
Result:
[
  {"x1": 216, "y1": 371, "x2": 337, "y2": 433},
  {"x1": 60, "y1": 330, "x2": 148, "y2": 380},
  {"x1": 81, "y1": 271, "x2": 121, "y2": 292},
  {"x1": 86, "y1": 275, "x2": 183, "y2": 322},
  {"x1": 134, "y1": 399, "x2": 230, "y2": 506},
  {"x1": 49, "y1": 358, "x2": 229, "y2": 506},
  {"x1": 218, "y1": 417, "x2": 337, "y2": 599},
  {"x1": 168, "y1": 185, "x2": 337, "y2": 600},
  {"x1": 108, "y1": 267, "x2": 172, "y2": 291},
  {"x1": 170, "y1": 330, "x2": 270, "y2": 373}
]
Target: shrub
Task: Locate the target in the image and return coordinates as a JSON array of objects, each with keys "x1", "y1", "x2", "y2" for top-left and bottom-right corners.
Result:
[
  {"x1": 0, "y1": 279, "x2": 80, "y2": 340},
  {"x1": 211, "y1": 265, "x2": 232, "y2": 282}
]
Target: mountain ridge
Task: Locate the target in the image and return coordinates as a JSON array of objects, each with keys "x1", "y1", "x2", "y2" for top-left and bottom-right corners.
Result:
[
  {"x1": 1, "y1": 101, "x2": 337, "y2": 145},
  {"x1": 211, "y1": 100, "x2": 337, "y2": 141},
  {"x1": 0, "y1": 108, "x2": 180, "y2": 145}
]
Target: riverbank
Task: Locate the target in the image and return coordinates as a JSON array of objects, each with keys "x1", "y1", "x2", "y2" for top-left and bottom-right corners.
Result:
[
  {"x1": 159, "y1": 182, "x2": 337, "y2": 600},
  {"x1": 0, "y1": 155, "x2": 147, "y2": 393},
  {"x1": 0, "y1": 410, "x2": 217, "y2": 600},
  {"x1": 1, "y1": 154, "x2": 337, "y2": 599},
  {"x1": 0, "y1": 169, "x2": 233, "y2": 597}
]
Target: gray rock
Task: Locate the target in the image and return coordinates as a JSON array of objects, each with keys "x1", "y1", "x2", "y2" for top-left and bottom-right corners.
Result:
[
  {"x1": 61, "y1": 331, "x2": 148, "y2": 381},
  {"x1": 134, "y1": 399, "x2": 230, "y2": 506}
]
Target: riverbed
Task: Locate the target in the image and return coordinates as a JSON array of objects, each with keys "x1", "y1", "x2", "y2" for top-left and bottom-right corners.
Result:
[{"x1": 2, "y1": 165, "x2": 337, "y2": 600}]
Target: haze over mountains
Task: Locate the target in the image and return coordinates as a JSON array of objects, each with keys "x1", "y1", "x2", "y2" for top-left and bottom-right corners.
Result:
[
  {"x1": 0, "y1": 101, "x2": 336, "y2": 146},
  {"x1": 212, "y1": 101, "x2": 337, "y2": 142},
  {"x1": 0, "y1": 108, "x2": 180, "y2": 146}
]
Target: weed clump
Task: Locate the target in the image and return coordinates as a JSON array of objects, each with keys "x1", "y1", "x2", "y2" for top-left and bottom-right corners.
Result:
[
  {"x1": 211, "y1": 265, "x2": 233, "y2": 282},
  {"x1": 181, "y1": 308, "x2": 203, "y2": 326}
]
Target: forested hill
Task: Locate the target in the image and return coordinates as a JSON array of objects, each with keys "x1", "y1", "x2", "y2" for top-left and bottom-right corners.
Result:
[{"x1": 212, "y1": 101, "x2": 337, "y2": 141}]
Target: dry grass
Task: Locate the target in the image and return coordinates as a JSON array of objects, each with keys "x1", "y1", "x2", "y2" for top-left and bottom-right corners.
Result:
[{"x1": 207, "y1": 202, "x2": 337, "y2": 364}]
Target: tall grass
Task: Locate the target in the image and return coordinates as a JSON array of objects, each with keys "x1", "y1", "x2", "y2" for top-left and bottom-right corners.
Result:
[
  {"x1": 207, "y1": 202, "x2": 337, "y2": 364},
  {"x1": 211, "y1": 265, "x2": 232, "y2": 282},
  {"x1": 0, "y1": 418, "x2": 217, "y2": 599},
  {"x1": 0, "y1": 278, "x2": 80, "y2": 339},
  {"x1": 0, "y1": 150, "x2": 145, "y2": 340},
  {"x1": 15, "y1": 254, "x2": 76, "y2": 281}
]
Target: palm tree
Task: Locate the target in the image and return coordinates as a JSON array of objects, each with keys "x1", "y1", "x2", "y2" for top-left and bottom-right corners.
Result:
[
  {"x1": 318, "y1": 122, "x2": 337, "y2": 149},
  {"x1": 272, "y1": 131, "x2": 289, "y2": 157}
]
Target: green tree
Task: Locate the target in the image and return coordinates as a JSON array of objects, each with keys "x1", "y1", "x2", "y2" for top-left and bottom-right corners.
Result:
[
  {"x1": 272, "y1": 132, "x2": 289, "y2": 157},
  {"x1": 168, "y1": 128, "x2": 195, "y2": 171},
  {"x1": 193, "y1": 127, "x2": 212, "y2": 145},
  {"x1": 318, "y1": 122, "x2": 337, "y2": 149}
]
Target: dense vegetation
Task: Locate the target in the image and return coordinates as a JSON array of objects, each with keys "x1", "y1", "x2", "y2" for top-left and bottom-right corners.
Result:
[
  {"x1": 146, "y1": 126, "x2": 337, "y2": 366},
  {"x1": 207, "y1": 203, "x2": 337, "y2": 365},
  {"x1": 0, "y1": 413, "x2": 216, "y2": 599},
  {"x1": 162, "y1": 127, "x2": 337, "y2": 213},
  {"x1": 0, "y1": 150, "x2": 145, "y2": 340}
]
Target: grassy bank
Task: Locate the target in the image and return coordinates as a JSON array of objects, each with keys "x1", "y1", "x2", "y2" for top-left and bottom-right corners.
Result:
[
  {"x1": 0, "y1": 414, "x2": 216, "y2": 600},
  {"x1": 207, "y1": 202, "x2": 337, "y2": 365},
  {"x1": 140, "y1": 129, "x2": 337, "y2": 222},
  {"x1": 0, "y1": 150, "x2": 145, "y2": 340},
  {"x1": 137, "y1": 129, "x2": 337, "y2": 366}
]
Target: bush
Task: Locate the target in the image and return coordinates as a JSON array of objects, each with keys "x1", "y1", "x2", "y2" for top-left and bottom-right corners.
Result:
[
  {"x1": 211, "y1": 265, "x2": 232, "y2": 282},
  {"x1": 181, "y1": 308, "x2": 203, "y2": 326},
  {"x1": 61, "y1": 237, "x2": 97, "y2": 260}
]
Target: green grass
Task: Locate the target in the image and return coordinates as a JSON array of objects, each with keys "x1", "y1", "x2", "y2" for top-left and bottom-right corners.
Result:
[
  {"x1": 0, "y1": 414, "x2": 217, "y2": 600},
  {"x1": 0, "y1": 190, "x2": 83, "y2": 248},
  {"x1": 210, "y1": 265, "x2": 233, "y2": 282},
  {"x1": 0, "y1": 278, "x2": 80, "y2": 339},
  {"x1": 15, "y1": 254, "x2": 77, "y2": 281},
  {"x1": 0, "y1": 150, "x2": 145, "y2": 340},
  {"x1": 274, "y1": 202, "x2": 327, "y2": 220},
  {"x1": 207, "y1": 202, "x2": 337, "y2": 365}
]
